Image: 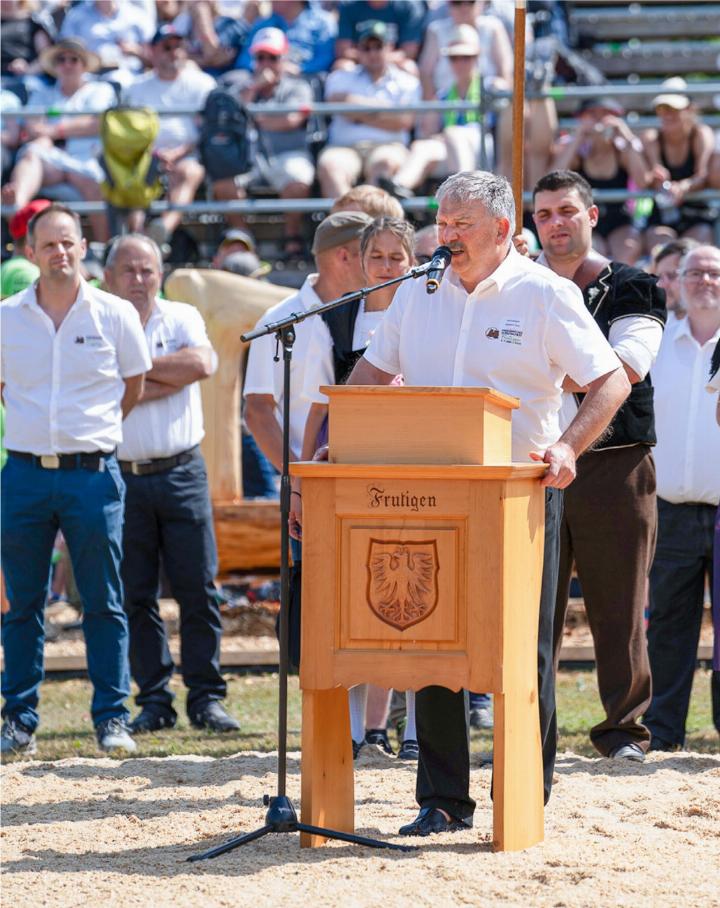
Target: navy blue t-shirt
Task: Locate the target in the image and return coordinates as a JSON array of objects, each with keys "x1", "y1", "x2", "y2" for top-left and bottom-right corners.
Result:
[{"x1": 337, "y1": 0, "x2": 425, "y2": 47}]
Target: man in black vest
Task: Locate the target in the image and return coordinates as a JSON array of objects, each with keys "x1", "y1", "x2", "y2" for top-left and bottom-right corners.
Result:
[{"x1": 533, "y1": 170, "x2": 666, "y2": 762}]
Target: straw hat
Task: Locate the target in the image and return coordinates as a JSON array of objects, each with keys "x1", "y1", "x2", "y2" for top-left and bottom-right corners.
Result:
[{"x1": 39, "y1": 39, "x2": 100, "y2": 77}]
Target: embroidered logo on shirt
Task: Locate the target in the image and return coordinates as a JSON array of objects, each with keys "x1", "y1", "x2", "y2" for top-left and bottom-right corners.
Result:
[{"x1": 74, "y1": 334, "x2": 103, "y2": 347}]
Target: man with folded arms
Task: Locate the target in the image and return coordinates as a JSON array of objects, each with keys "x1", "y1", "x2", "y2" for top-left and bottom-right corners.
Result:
[
  {"x1": 104, "y1": 234, "x2": 239, "y2": 734},
  {"x1": 1, "y1": 204, "x2": 150, "y2": 756}
]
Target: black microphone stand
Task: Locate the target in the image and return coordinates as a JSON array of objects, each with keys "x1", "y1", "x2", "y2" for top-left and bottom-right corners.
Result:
[{"x1": 187, "y1": 262, "x2": 435, "y2": 862}]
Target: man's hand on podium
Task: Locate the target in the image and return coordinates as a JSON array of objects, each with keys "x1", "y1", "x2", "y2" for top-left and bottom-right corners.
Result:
[{"x1": 529, "y1": 441, "x2": 577, "y2": 489}]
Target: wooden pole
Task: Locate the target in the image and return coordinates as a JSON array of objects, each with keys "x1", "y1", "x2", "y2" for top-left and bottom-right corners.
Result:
[{"x1": 512, "y1": 0, "x2": 527, "y2": 235}]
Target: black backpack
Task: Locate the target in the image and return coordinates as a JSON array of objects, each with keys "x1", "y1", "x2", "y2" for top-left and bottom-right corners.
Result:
[{"x1": 198, "y1": 86, "x2": 252, "y2": 180}]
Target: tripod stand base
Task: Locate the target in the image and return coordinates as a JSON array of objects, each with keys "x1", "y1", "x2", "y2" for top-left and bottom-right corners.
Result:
[{"x1": 186, "y1": 796, "x2": 416, "y2": 861}]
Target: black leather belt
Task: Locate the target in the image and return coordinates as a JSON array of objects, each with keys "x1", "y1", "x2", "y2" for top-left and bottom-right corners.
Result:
[
  {"x1": 8, "y1": 450, "x2": 113, "y2": 471},
  {"x1": 119, "y1": 445, "x2": 198, "y2": 477}
]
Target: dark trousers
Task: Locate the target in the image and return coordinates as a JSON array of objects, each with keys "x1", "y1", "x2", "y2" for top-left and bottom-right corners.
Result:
[
  {"x1": 415, "y1": 488, "x2": 562, "y2": 820},
  {"x1": 554, "y1": 445, "x2": 655, "y2": 755},
  {"x1": 645, "y1": 498, "x2": 716, "y2": 747},
  {"x1": 121, "y1": 449, "x2": 225, "y2": 717}
]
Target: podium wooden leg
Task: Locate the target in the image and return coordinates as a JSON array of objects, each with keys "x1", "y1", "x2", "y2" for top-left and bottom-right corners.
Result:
[
  {"x1": 492, "y1": 688, "x2": 544, "y2": 852},
  {"x1": 300, "y1": 687, "x2": 355, "y2": 847}
]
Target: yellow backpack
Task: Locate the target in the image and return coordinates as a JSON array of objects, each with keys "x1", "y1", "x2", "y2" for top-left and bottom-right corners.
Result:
[{"x1": 100, "y1": 107, "x2": 164, "y2": 209}]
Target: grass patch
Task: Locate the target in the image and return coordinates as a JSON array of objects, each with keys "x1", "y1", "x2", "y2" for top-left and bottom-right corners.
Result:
[{"x1": 4, "y1": 668, "x2": 717, "y2": 762}]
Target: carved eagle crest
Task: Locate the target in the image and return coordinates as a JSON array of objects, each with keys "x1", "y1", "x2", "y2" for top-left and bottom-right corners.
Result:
[{"x1": 366, "y1": 540, "x2": 439, "y2": 630}]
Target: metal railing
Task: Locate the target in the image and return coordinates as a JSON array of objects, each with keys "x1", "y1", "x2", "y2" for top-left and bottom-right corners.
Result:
[
  {"x1": 3, "y1": 79, "x2": 719, "y2": 120},
  {"x1": 9, "y1": 188, "x2": 716, "y2": 217}
]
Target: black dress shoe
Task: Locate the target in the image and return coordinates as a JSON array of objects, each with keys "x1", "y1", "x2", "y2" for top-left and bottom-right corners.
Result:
[
  {"x1": 648, "y1": 736, "x2": 680, "y2": 752},
  {"x1": 190, "y1": 701, "x2": 240, "y2": 732},
  {"x1": 129, "y1": 709, "x2": 176, "y2": 734},
  {"x1": 398, "y1": 807, "x2": 471, "y2": 837},
  {"x1": 364, "y1": 728, "x2": 395, "y2": 755}
]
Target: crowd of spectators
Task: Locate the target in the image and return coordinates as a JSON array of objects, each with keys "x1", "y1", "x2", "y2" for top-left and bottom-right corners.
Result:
[
  {"x1": 1, "y1": 2, "x2": 719, "y2": 762},
  {"x1": 2, "y1": 0, "x2": 718, "y2": 269}
]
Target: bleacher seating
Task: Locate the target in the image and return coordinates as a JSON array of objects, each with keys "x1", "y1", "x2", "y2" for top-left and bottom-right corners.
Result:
[
  {"x1": 1, "y1": 1, "x2": 719, "y2": 269},
  {"x1": 568, "y1": 2, "x2": 720, "y2": 81}
]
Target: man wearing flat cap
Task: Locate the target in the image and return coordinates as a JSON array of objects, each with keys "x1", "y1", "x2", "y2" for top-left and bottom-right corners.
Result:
[
  {"x1": 244, "y1": 211, "x2": 371, "y2": 473},
  {"x1": 1, "y1": 39, "x2": 112, "y2": 241},
  {"x1": 244, "y1": 211, "x2": 372, "y2": 668}
]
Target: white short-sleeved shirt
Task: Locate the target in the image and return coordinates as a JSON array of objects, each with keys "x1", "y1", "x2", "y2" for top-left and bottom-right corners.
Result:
[
  {"x1": 59, "y1": 1, "x2": 155, "y2": 71},
  {"x1": 124, "y1": 67, "x2": 216, "y2": 151},
  {"x1": 303, "y1": 300, "x2": 386, "y2": 405},
  {"x1": 26, "y1": 79, "x2": 117, "y2": 160},
  {"x1": 1, "y1": 280, "x2": 151, "y2": 454},
  {"x1": 118, "y1": 298, "x2": 216, "y2": 461},
  {"x1": 558, "y1": 316, "x2": 663, "y2": 432},
  {"x1": 243, "y1": 275, "x2": 325, "y2": 457},
  {"x1": 364, "y1": 246, "x2": 621, "y2": 462},
  {"x1": 652, "y1": 316, "x2": 720, "y2": 505},
  {"x1": 325, "y1": 64, "x2": 421, "y2": 147}
]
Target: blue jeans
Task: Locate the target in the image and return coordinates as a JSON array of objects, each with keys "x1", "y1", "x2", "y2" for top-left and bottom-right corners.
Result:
[
  {"x1": 241, "y1": 430, "x2": 278, "y2": 499},
  {"x1": 1, "y1": 455, "x2": 130, "y2": 731},
  {"x1": 646, "y1": 498, "x2": 716, "y2": 747}
]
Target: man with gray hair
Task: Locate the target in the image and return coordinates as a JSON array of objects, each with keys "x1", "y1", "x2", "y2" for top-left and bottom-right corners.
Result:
[
  {"x1": 346, "y1": 171, "x2": 631, "y2": 836},
  {"x1": 644, "y1": 244, "x2": 720, "y2": 750},
  {"x1": 104, "y1": 234, "x2": 239, "y2": 735}
]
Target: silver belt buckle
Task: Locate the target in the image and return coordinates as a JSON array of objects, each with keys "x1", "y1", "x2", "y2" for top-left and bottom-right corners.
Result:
[
  {"x1": 131, "y1": 460, "x2": 152, "y2": 476},
  {"x1": 40, "y1": 455, "x2": 60, "y2": 469}
]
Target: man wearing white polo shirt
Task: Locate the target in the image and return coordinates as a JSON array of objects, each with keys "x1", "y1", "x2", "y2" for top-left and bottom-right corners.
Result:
[
  {"x1": 244, "y1": 211, "x2": 370, "y2": 667},
  {"x1": 1, "y1": 205, "x2": 151, "y2": 757},
  {"x1": 347, "y1": 171, "x2": 631, "y2": 837},
  {"x1": 644, "y1": 244, "x2": 720, "y2": 751},
  {"x1": 104, "y1": 234, "x2": 239, "y2": 735}
]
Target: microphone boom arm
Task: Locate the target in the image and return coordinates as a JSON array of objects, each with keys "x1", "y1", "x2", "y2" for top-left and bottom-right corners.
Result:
[{"x1": 241, "y1": 261, "x2": 435, "y2": 343}]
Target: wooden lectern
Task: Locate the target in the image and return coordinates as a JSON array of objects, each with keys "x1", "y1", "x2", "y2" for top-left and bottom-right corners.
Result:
[{"x1": 290, "y1": 386, "x2": 547, "y2": 852}]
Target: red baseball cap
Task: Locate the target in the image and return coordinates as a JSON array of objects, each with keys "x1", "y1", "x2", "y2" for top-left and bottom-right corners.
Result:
[
  {"x1": 249, "y1": 27, "x2": 289, "y2": 57},
  {"x1": 9, "y1": 199, "x2": 52, "y2": 241}
]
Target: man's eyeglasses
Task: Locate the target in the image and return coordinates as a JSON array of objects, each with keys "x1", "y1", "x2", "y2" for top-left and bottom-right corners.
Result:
[
  {"x1": 681, "y1": 269, "x2": 720, "y2": 282},
  {"x1": 255, "y1": 52, "x2": 281, "y2": 63}
]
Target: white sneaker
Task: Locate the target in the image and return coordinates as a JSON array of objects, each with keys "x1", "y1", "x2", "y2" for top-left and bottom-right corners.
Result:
[
  {"x1": 609, "y1": 743, "x2": 645, "y2": 763},
  {"x1": 0, "y1": 719, "x2": 37, "y2": 756},
  {"x1": 469, "y1": 705, "x2": 493, "y2": 730},
  {"x1": 96, "y1": 717, "x2": 137, "y2": 753}
]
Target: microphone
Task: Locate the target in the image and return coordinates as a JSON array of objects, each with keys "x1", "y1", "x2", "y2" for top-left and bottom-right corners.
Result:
[{"x1": 425, "y1": 246, "x2": 453, "y2": 294}]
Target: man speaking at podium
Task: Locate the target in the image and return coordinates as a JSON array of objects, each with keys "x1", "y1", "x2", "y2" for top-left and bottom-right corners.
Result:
[{"x1": 346, "y1": 171, "x2": 631, "y2": 836}]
